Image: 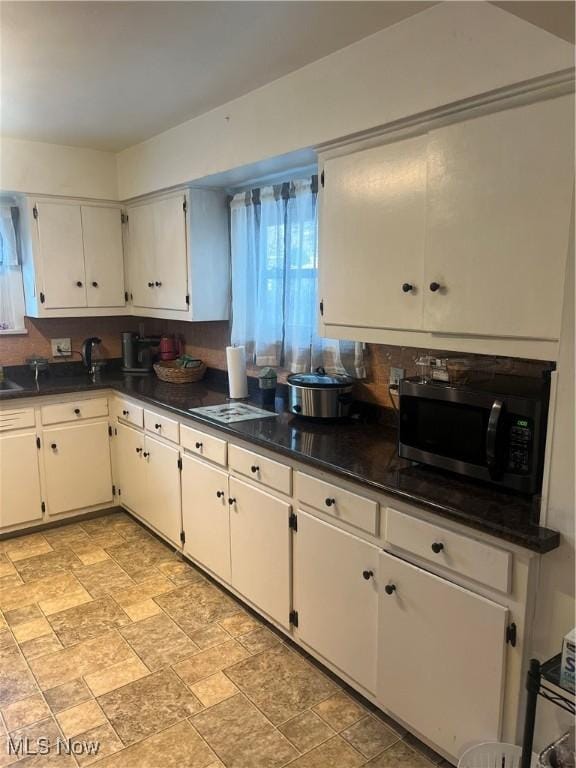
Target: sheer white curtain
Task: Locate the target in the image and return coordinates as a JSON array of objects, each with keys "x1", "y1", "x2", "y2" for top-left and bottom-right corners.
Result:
[
  {"x1": 230, "y1": 178, "x2": 365, "y2": 376},
  {"x1": 0, "y1": 205, "x2": 25, "y2": 331}
]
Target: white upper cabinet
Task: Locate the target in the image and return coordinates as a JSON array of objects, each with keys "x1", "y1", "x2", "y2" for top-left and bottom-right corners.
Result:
[
  {"x1": 23, "y1": 199, "x2": 126, "y2": 317},
  {"x1": 320, "y1": 134, "x2": 427, "y2": 331},
  {"x1": 35, "y1": 201, "x2": 87, "y2": 309},
  {"x1": 424, "y1": 95, "x2": 574, "y2": 340},
  {"x1": 319, "y1": 93, "x2": 574, "y2": 357},
  {"x1": 126, "y1": 189, "x2": 230, "y2": 321},
  {"x1": 82, "y1": 206, "x2": 126, "y2": 308}
]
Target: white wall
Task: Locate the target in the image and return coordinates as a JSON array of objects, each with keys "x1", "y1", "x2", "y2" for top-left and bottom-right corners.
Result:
[
  {"x1": 0, "y1": 137, "x2": 118, "y2": 200},
  {"x1": 531, "y1": 216, "x2": 575, "y2": 750},
  {"x1": 116, "y1": 1, "x2": 573, "y2": 199}
]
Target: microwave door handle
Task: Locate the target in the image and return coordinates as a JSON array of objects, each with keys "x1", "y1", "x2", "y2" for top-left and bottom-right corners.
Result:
[{"x1": 486, "y1": 399, "x2": 504, "y2": 478}]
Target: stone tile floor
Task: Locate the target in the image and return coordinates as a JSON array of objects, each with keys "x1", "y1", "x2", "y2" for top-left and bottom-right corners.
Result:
[{"x1": 0, "y1": 512, "x2": 455, "y2": 767}]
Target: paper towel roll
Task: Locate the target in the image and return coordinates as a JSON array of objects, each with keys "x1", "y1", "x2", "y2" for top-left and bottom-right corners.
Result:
[{"x1": 226, "y1": 346, "x2": 248, "y2": 399}]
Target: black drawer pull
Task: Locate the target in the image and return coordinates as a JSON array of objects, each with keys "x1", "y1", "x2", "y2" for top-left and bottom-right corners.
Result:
[
  {"x1": 431, "y1": 542, "x2": 444, "y2": 554},
  {"x1": 250, "y1": 465, "x2": 259, "y2": 473},
  {"x1": 135, "y1": 447, "x2": 142, "y2": 454},
  {"x1": 228, "y1": 497, "x2": 236, "y2": 505},
  {"x1": 76, "y1": 281, "x2": 83, "y2": 287},
  {"x1": 143, "y1": 451, "x2": 150, "y2": 458},
  {"x1": 50, "y1": 443, "x2": 57, "y2": 450},
  {"x1": 148, "y1": 282, "x2": 154, "y2": 287},
  {"x1": 155, "y1": 281, "x2": 162, "y2": 287},
  {"x1": 402, "y1": 283, "x2": 414, "y2": 293},
  {"x1": 195, "y1": 442, "x2": 203, "y2": 449},
  {"x1": 362, "y1": 570, "x2": 374, "y2": 581},
  {"x1": 216, "y1": 491, "x2": 225, "y2": 499},
  {"x1": 122, "y1": 409, "x2": 129, "y2": 416},
  {"x1": 385, "y1": 584, "x2": 396, "y2": 595},
  {"x1": 429, "y1": 281, "x2": 442, "y2": 292},
  {"x1": 155, "y1": 423, "x2": 162, "y2": 430},
  {"x1": 91, "y1": 281, "x2": 98, "y2": 288},
  {"x1": 73, "y1": 408, "x2": 81, "y2": 415},
  {"x1": 325, "y1": 497, "x2": 336, "y2": 507}
]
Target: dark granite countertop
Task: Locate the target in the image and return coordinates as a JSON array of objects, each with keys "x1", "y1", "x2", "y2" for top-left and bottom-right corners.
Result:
[{"x1": 1, "y1": 363, "x2": 559, "y2": 553}]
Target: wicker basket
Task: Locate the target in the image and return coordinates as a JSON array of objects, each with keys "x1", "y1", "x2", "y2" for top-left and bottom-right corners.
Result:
[{"x1": 153, "y1": 360, "x2": 206, "y2": 384}]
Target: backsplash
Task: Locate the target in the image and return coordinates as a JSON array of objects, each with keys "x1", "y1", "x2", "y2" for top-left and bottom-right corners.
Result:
[{"x1": 0, "y1": 316, "x2": 551, "y2": 409}]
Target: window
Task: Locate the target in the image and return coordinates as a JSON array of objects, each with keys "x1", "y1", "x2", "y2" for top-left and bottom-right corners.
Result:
[
  {"x1": 0, "y1": 205, "x2": 26, "y2": 332},
  {"x1": 230, "y1": 177, "x2": 364, "y2": 376}
]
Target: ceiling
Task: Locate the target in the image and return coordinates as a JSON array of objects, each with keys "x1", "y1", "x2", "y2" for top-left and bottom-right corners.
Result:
[
  {"x1": 1, "y1": 1, "x2": 573, "y2": 154},
  {"x1": 0, "y1": 1, "x2": 435, "y2": 152}
]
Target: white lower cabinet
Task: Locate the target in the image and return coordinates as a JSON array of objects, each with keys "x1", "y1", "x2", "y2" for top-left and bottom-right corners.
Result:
[
  {"x1": 229, "y1": 477, "x2": 291, "y2": 628},
  {"x1": 0, "y1": 431, "x2": 43, "y2": 528},
  {"x1": 377, "y1": 551, "x2": 508, "y2": 758},
  {"x1": 293, "y1": 511, "x2": 380, "y2": 693},
  {"x1": 115, "y1": 422, "x2": 146, "y2": 514},
  {"x1": 142, "y1": 434, "x2": 182, "y2": 546},
  {"x1": 42, "y1": 421, "x2": 113, "y2": 515},
  {"x1": 181, "y1": 454, "x2": 231, "y2": 582}
]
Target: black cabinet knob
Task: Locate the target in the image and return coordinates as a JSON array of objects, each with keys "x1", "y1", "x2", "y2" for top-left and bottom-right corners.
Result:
[
  {"x1": 402, "y1": 283, "x2": 414, "y2": 293},
  {"x1": 429, "y1": 282, "x2": 442, "y2": 292},
  {"x1": 195, "y1": 442, "x2": 203, "y2": 449},
  {"x1": 228, "y1": 497, "x2": 236, "y2": 505},
  {"x1": 122, "y1": 409, "x2": 129, "y2": 416},
  {"x1": 385, "y1": 584, "x2": 396, "y2": 595},
  {"x1": 91, "y1": 281, "x2": 98, "y2": 288},
  {"x1": 251, "y1": 465, "x2": 259, "y2": 474},
  {"x1": 143, "y1": 451, "x2": 150, "y2": 458},
  {"x1": 148, "y1": 282, "x2": 154, "y2": 287},
  {"x1": 431, "y1": 542, "x2": 444, "y2": 554},
  {"x1": 135, "y1": 447, "x2": 142, "y2": 454},
  {"x1": 216, "y1": 491, "x2": 225, "y2": 499},
  {"x1": 362, "y1": 570, "x2": 374, "y2": 581},
  {"x1": 73, "y1": 408, "x2": 80, "y2": 415},
  {"x1": 155, "y1": 281, "x2": 162, "y2": 287},
  {"x1": 325, "y1": 497, "x2": 336, "y2": 507},
  {"x1": 155, "y1": 423, "x2": 162, "y2": 430},
  {"x1": 76, "y1": 281, "x2": 83, "y2": 287},
  {"x1": 50, "y1": 443, "x2": 57, "y2": 450}
]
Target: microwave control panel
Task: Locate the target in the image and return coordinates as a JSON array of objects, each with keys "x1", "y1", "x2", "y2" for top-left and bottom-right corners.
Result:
[{"x1": 506, "y1": 417, "x2": 533, "y2": 474}]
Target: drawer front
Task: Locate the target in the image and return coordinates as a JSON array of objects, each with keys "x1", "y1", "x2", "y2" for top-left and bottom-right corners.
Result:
[
  {"x1": 385, "y1": 507, "x2": 511, "y2": 593},
  {"x1": 181, "y1": 424, "x2": 227, "y2": 467},
  {"x1": 0, "y1": 408, "x2": 35, "y2": 432},
  {"x1": 113, "y1": 397, "x2": 144, "y2": 429},
  {"x1": 41, "y1": 398, "x2": 108, "y2": 426},
  {"x1": 297, "y1": 472, "x2": 379, "y2": 535},
  {"x1": 229, "y1": 444, "x2": 291, "y2": 495},
  {"x1": 144, "y1": 410, "x2": 179, "y2": 444}
]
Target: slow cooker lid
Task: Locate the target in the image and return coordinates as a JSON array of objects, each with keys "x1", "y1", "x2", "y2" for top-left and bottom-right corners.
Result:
[{"x1": 287, "y1": 367, "x2": 354, "y2": 389}]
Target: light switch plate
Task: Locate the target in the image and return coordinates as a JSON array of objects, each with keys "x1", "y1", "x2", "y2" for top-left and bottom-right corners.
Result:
[
  {"x1": 389, "y1": 367, "x2": 405, "y2": 386},
  {"x1": 51, "y1": 338, "x2": 71, "y2": 357}
]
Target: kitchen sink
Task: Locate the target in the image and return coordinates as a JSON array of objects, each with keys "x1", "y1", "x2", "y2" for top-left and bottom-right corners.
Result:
[{"x1": 0, "y1": 380, "x2": 24, "y2": 396}]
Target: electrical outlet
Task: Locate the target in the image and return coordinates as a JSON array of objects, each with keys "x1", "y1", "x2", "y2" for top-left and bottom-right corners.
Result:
[
  {"x1": 389, "y1": 367, "x2": 405, "y2": 386},
  {"x1": 51, "y1": 338, "x2": 71, "y2": 357}
]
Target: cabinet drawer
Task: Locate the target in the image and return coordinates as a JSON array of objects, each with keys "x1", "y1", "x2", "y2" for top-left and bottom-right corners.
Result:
[
  {"x1": 229, "y1": 444, "x2": 291, "y2": 495},
  {"x1": 0, "y1": 407, "x2": 35, "y2": 432},
  {"x1": 144, "y1": 410, "x2": 179, "y2": 444},
  {"x1": 181, "y1": 424, "x2": 227, "y2": 467},
  {"x1": 41, "y1": 398, "x2": 108, "y2": 426},
  {"x1": 385, "y1": 507, "x2": 511, "y2": 593},
  {"x1": 113, "y1": 397, "x2": 144, "y2": 429},
  {"x1": 297, "y1": 473, "x2": 379, "y2": 535}
]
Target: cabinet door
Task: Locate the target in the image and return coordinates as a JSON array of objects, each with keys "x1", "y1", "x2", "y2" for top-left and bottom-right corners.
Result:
[
  {"x1": 114, "y1": 422, "x2": 146, "y2": 515},
  {"x1": 229, "y1": 477, "x2": 291, "y2": 628},
  {"x1": 127, "y1": 202, "x2": 157, "y2": 308},
  {"x1": 378, "y1": 551, "x2": 508, "y2": 758},
  {"x1": 43, "y1": 422, "x2": 112, "y2": 515},
  {"x1": 153, "y1": 196, "x2": 189, "y2": 311},
  {"x1": 425, "y1": 95, "x2": 574, "y2": 340},
  {"x1": 294, "y1": 512, "x2": 379, "y2": 693},
  {"x1": 142, "y1": 435, "x2": 181, "y2": 546},
  {"x1": 320, "y1": 135, "x2": 426, "y2": 331},
  {"x1": 35, "y1": 202, "x2": 87, "y2": 309},
  {"x1": 82, "y1": 206, "x2": 126, "y2": 308},
  {"x1": 181, "y1": 454, "x2": 230, "y2": 582},
  {"x1": 0, "y1": 432, "x2": 43, "y2": 528}
]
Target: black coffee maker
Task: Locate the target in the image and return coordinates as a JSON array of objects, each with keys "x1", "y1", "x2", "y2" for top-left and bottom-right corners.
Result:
[{"x1": 121, "y1": 332, "x2": 161, "y2": 374}]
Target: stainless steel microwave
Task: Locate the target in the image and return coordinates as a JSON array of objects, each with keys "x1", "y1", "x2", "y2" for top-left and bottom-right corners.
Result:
[{"x1": 398, "y1": 374, "x2": 550, "y2": 494}]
